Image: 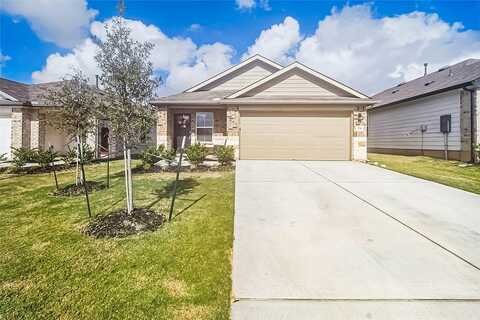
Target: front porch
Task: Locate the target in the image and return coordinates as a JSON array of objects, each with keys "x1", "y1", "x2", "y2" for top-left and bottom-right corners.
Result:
[{"x1": 156, "y1": 106, "x2": 240, "y2": 157}]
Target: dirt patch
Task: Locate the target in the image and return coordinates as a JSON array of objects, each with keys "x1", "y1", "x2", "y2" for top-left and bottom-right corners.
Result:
[
  {"x1": 163, "y1": 278, "x2": 188, "y2": 297},
  {"x1": 84, "y1": 208, "x2": 164, "y2": 238},
  {"x1": 52, "y1": 181, "x2": 107, "y2": 196}
]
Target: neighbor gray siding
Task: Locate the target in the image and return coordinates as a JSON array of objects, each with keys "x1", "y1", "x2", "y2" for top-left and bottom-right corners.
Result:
[{"x1": 368, "y1": 89, "x2": 462, "y2": 151}]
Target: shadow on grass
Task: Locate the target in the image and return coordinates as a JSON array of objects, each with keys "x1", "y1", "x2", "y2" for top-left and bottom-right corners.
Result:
[{"x1": 146, "y1": 178, "x2": 200, "y2": 209}]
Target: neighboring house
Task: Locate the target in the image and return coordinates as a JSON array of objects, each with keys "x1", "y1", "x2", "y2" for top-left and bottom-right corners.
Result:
[
  {"x1": 369, "y1": 59, "x2": 480, "y2": 162},
  {"x1": 0, "y1": 78, "x2": 116, "y2": 159},
  {"x1": 153, "y1": 55, "x2": 372, "y2": 161}
]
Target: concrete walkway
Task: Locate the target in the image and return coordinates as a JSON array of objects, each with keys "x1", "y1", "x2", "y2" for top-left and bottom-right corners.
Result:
[{"x1": 232, "y1": 160, "x2": 480, "y2": 319}]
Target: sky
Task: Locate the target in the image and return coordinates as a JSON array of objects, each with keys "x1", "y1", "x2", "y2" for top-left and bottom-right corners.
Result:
[{"x1": 0, "y1": 0, "x2": 479, "y2": 96}]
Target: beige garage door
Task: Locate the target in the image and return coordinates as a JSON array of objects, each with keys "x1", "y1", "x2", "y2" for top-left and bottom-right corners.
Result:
[{"x1": 240, "y1": 111, "x2": 351, "y2": 160}]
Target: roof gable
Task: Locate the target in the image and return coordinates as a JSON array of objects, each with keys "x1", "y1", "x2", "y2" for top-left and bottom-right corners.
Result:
[
  {"x1": 227, "y1": 62, "x2": 369, "y2": 99},
  {"x1": 184, "y1": 55, "x2": 282, "y2": 93}
]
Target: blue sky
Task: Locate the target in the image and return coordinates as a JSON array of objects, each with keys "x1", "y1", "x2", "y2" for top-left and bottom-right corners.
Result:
[{"x1": 1, "y1": 0, "x2": 479, "y2": 95}]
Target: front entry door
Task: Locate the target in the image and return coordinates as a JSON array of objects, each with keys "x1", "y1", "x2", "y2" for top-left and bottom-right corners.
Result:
[{"x1": 174, "y1": 113, "x2": 191, "y2": 150}]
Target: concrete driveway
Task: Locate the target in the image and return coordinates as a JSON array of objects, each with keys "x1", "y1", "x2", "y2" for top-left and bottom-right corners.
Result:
[{"x1": 232, "y1": 160, "x2": 480, "y2": 319}]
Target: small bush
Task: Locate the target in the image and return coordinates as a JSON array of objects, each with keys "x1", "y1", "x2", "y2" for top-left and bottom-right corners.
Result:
[
  {"x1": 61, "y1": 146, "x2": 77, "y2": 165},
  {"x1": 162, "y1": 149, "x2": 176, "y2": 162},
  {"x1": 0, "y1": 153, "x2": 6, "y2": 162},
  {"x1": 215, "y1": 145, "x2": 235, "y2": 166},
  {"x1": 141, "y1": 145, "x2": 165, "y2": 168},
  {"x1": 185, "y1": 143, "x2": 208, "y2": 167},
  {"x1": 81, "y1": 143, "x2": 95, "y2": 163},
  {"x1": 475, "y1": 144, "x2": 480, "y2": 160},
  {"x1": 11, "y1": 147, "x2": 37, "y2": 169},
  {"x1": 34, "y1": 146, "x2": 58, "y2": 169}
]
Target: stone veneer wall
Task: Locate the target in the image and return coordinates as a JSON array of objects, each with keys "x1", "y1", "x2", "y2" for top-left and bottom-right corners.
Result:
[
  {"x1": 11, "y1": 108, "x2": 32, "y2": 149},
  {"x1": 352, "y1": 107, "x2": 367, "y2": 161},
  {"x1": 156, "y1": 106, "x2": 169, "y2": 148},
  {"x1": 30, "y1": 112, "x2": 46, "y2": 149},
  {"x1": 226, "y1": 106, "x2": 240, "y2": 158}
]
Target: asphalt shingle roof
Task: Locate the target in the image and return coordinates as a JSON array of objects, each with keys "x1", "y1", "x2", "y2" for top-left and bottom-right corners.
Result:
[{"x1": 372, "y1": 59, "x2": 480, "y2": 108}]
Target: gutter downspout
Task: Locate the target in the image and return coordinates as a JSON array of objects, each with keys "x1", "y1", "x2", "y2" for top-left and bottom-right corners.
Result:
[{"x1": 464, "y1": 87, "x2": 476, "y2": 163}]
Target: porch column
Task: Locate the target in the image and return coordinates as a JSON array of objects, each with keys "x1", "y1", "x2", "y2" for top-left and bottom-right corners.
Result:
[
  {"x1": 11, "y1": 108, "x2": 31, "y2": 149},
  {"x1": 226, "y1": 106, "x2": 240, "y2": 159},
  {"x1": 156, "y1": 106, "x2": 170, "y2": 149},
  {"x1": 30, "y1": 111, "x2": 46, "y2": 150},
  {"x1": 352, "y1": 106, "x2": 367, "y2": 161}
]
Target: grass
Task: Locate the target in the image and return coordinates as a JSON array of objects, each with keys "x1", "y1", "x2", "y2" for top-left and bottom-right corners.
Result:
[
  {"x1": 368, "y1": 153, "x2": 480, "y2": 194},
  {"x1": 0, "y1": 160, "x2": 235, "y2": 319}
]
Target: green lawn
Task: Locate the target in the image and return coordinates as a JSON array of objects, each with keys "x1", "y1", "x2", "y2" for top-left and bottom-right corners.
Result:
[
  {"x1": 0, "y1": 160, "x2": 235, "y2": 320},
  {"x1": 368, "y1": 153, "x2": 480, "y2": 195}
]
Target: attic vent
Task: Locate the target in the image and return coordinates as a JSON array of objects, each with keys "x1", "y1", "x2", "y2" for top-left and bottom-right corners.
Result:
[
  {"x1": 424, "y1": 80, "x2": 435, "y2": 86},
  {"x1": 391, "y1": 89, "x2": 399, "y2": 94},
  {"x1": 438, "y1": 66, "x2": 449, "y2": 72}
]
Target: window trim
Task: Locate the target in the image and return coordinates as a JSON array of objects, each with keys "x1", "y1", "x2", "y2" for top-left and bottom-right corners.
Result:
[{"x1": 196, "y1": 112, "x2": 214, "y2": 143}]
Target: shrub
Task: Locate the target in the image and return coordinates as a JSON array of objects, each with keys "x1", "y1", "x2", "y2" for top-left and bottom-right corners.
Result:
[
  {"x1": 62, "y1": 146, "x2": 77, "y2": 165},
  {"x1": 11, "y1": 147, "x2": 37, "y2": 169},
  {"x1": 34, "y1": 146, "x2": 58, "y2": 169},
  {"x1": 0, "y1": 153, "x2": 6, "y2": 162},
  {"x1": 141, "y1": 145, "x2": 165, "y2": 168},
  {"x1": 81, "y1": 143, "x2": 95, "y2": 163},
  {"x1": 185, "y1": 143, "x2": 208, "y2": 167},
  {"x1": 475, "y1": 144, "x2": 480, "y2": 160},
  {"x1": 215, "y1": 145, "x2": 235, "y2": 166},
  {"x1": 162, "y1": 149, "x2": 176, "y2": 162}
]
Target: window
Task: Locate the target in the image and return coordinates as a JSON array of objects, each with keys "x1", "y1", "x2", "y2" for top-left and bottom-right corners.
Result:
[{"x1": 196, "y1": 112, "x2": 213, "y2": 142}]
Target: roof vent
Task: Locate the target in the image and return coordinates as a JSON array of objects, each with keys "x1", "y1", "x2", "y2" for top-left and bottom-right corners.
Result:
[
  {"x1": 424, "y1": 80, "x2": 435, "y2": 86},
  {"x1": 391, "y1": 89, "x2": 399, "y2": 94},
  {"x1": 438, "y1": 66, "x2": 449, "y2": 72},
  {"x1": 396, "y1": 82, "x2": 406, "y2": 87}
]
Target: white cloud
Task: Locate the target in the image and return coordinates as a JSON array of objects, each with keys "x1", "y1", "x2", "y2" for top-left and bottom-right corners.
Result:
[
  {"x1": 236, "y1": 0, "x2": 270, "y2": 10},
  {"x1": 242, "y1": 16, "x2": 301, "y2": 65},
  {"x1": 31, "y1": 38, "x2": 100, "y2": 83},
  {"x1": 1, "y1": 0, "x2": 98, "y2": 48},
  {"x1": 0, "y1": 53, "x2": 11, "y2": 67},
  {"x1": 32, "y1": 18, "x2": 234, "y2": 95},
  {"x1": 236, "y1": 0, "x2": 255, "y2": 10},
  {"x1": 30, "y1": 4, "x2": 480, "y2": 97},
  {"x1": 294, "y1": 4, "x2": 480, "y2": 94},
  {"x1": 188, "y1": 24, "x2": 202, "y2": 32}
]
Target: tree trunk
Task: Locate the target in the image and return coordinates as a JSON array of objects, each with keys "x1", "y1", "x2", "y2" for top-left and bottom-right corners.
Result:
[
  {"x1": 123, "y1": 140, "x2": 132, "y2": 214},
  {"x1": 78, "y1": 137, "x2": 91, "y2": 218},
  {"x1": 75, "y1": 135, "x2": 80, "y2": 186},
  {"x1": 127, "y1": 148, "x2": 133, "y2": 211}
]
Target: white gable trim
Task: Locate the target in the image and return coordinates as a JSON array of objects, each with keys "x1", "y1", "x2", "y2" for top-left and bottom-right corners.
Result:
[
  {"x1": 227, "y1": 62, "x2": 369, "y2": 99},
  {"x1": 0, "y1": 90, "x2": 19, "y2": 102},
  {"x1": 184, "y1": 54, "x2": 283, "y2": 93}
]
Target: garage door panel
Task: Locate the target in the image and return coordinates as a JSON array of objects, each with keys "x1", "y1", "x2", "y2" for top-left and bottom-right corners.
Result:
[{"x1": 240, "y1": 111, "x2": 351, "y2": 160}]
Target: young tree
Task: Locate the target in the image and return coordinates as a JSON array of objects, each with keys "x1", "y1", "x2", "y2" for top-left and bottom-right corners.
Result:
[
  {"x1": 95, "y1": 17, "x2": 159, "y2": 214},
  {"x1": 45, "y1": 70, "x2": 99, "y2": 186}
]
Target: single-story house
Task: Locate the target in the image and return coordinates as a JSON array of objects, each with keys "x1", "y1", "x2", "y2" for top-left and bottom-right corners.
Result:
[
  {"x1": 368, "y1": 59, "x2": 480, "y2": 162},
  {"x1": 0, "y1": 78, "x2": 127, "y2": 159},
  {"x1": 152, "y1": 55, "x2": 372, "y2": 161},
  {"x1": 1, "y1": 55, "x2": 372, "y2": 162}
]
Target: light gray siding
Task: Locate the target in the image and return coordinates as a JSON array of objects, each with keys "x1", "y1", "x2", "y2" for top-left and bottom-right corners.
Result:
[
  {"x1": 368, "y1": 90, "x2": 462, "y2": 151},
  {"x1": 209, "y1": 63, "x2": 274, "y2": 91},
  {"x1": 254, "y1": 73, "x2": 338, "y2": 97}
]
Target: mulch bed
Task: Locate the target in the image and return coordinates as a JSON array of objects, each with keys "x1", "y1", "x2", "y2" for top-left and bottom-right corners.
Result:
[
  {"x1": 135, "y1": 164, "x2": 235, "y2": 173},
  {"x1": 84, "y1": 208, "x2": 164, "y2": 238},
  {"x1": 52, "y1": 181, "x2": 107, "y2": 196}
]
